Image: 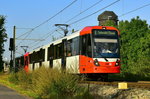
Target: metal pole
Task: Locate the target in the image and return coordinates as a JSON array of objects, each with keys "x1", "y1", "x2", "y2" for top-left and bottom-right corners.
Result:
[
  {"x1": 13, "y1": 26, "x2": 16, "y2": 72},
  {"x1": 10, "y1": 51, "x2": 13, "y2": 71}
]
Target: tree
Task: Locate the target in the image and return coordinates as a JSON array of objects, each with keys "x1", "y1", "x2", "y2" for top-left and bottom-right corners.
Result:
[
  {"x1": 105, "y1": 16, "x2": 150, "y2": 80},
  {"x1": 118, "y1": 16, "x2": 150, "y2": 80},
  {"x1": 0, "y1": 16, "x2": 7, "y2": 72},
  {"x1": 103, "y1": 20, "x2": 117, "y2": 28}
]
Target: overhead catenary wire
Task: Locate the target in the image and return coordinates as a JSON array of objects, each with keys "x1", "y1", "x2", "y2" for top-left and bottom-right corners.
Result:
[
  {"x1": 65, "y1": 0, "x2": 104, "y2": 23},
  {"x1": 16, "y1": 27, "x2": 34, "y2": 30},
  {"x1": 119, "y1": 2, "x2": 150, "y2": 17},
  {"x1": 17, "y1": 0, "x2": 77, "y2": 39},
  {"x1": 55, "y1": 29, "x2": 64, "y2": 35},
  {"x1": 19, "y1": 0, "x2": 150, "y2": 51},
  {"x1": 29, "y1": 34, "x2": 53, "y2": 49},
  {"x1": 69, "y1": 0, "x2": 121, "y2": 25},
  {"x1": 28, "y1": 26, "x2": 75, "y2": 49},
  {"x1": 16, "y1": 29, "x2": 34, "y2": 39},
  {"x1": 31, "y1": 0, "x2": 78, "y2": 30},
  {"x1": 21, "y1": 26, "x2": 56, "y2": 50},
  {"x1": 25, "y1": 0, "x2": 150, "y2": 49},
  {"x1": 16, "y1": 38, "x2": 45, "y2": 41},
  {"x1": 29, "y1": 27, "x2": 72, "y2": 49},
  {"x1": 28, "y1": 29, "x2": 57, "y2": 49},
  {"x1": 17, "y1": 29, "x2": 34, "y2": 46},
  {"x1": 25, "y1": 27, "x2": 57, "y2": 47},
  {"x1": 16, "y1": 0, "x2": 78, "y2": 46},
  {"x1": 29, "y1": 0, "x2": 120, "y2": 49}
]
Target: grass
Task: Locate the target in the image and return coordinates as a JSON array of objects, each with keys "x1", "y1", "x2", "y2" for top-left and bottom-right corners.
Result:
[
  {"x1": 0, "y1": 73, "x2": 37, "y2": 98},
  {"x1": 1, "y1": 64, "x2": 149, "y2": 99},
  {"x1": 0, "y1": 67, "x2": 91, "y2": 99},
  {"x1": 31, "y1": 67, "x2": 88, "y2": 99}
]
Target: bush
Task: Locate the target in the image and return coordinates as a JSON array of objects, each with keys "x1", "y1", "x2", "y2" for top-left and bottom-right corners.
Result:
[
  {"x1": 8, "y1": 67, "x2": 89, "y2": 99},
  {"x1": 8, "y1": 69, "x2": 32, "y2": 88},
  {"x1": 8, "y1": 72, "x2": 19, "y2": 84},
  {"x1": 31, "y1": 67, "x2": 86, "y2": 99}
]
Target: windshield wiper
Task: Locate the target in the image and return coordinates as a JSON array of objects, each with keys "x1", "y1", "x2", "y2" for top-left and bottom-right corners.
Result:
[
  {"x1": 100, "y1": 53, "x2": 108, "y2": 62},
  {"x1": 95, "y1": 50, "x2": 109, "y2": 62}
]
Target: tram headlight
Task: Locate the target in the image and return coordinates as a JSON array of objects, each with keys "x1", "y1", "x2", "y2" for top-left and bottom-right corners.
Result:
[
  {"x1": 94, "y1": 59, "x2": 100, "y2": 66},
  {"x1": 115, "y1": 62, "x2": 119, "y2": 66},
  {"x1": 115, "y1": 60, "x2": 120, "y2": 66}
]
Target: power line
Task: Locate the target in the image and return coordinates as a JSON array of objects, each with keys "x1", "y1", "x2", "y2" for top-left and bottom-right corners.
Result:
[
  {"x1": 65, "y1": 0, "x2": 103, "y2": 23},
  {"x1": 27, "y1": 28, "x2": 56, "y2": 46},
  {"x1": 16, "y1": 38, "x2": 45, "y2": 41},
  {"x1": 69, "y1": 0, "x2": 121, "y2": 25},
  {"x1": 16, "y1": 29, "x2": 34, "y2": 39},
  {"x1": 16, "y1": 29, "x2": 34, "y2": 46},
  {"x1": 16, "y1": 0, "x2": 78, "y2": 47},
  {"x1": 16, "y1": 27, "x2": 34, "y2": 30},
  {"x1": 119, "y1": 2, "x2": 150, "y2": 17},
  {"x1": 28, "y1": 29, "x2": 57, "y2": 49},
  {"x1": 18, "y1": 25, "x2": 55, "y2": 45},
  {"x1": 30, "y1": 28, "x2": 66, "y2": 50},
  {"x1": 16, "y1": 0, "x2": 77, "y2": 39},
  {"x1": 32, "y1": 0, "x2": 78, "y2": 30},
  {"x1": 55, "y1": 29, "x2": 64, "y2": 35},
  {"x1": 16, "y1": 0, "x2": 121, "y2": 50}
]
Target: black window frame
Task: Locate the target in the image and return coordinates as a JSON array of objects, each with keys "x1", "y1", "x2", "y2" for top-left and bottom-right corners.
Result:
[
  {"x1": 54, "y1": 43, "x2": 62, "y2": 59},
  {"x1": 92, "y1": 29, "x2": 120, "y2": 58},
  {"x1": 80, "y1": 34, "x2": 93, "y2": 58},
  {"x1": 47, "y1": 44, "x2": 54, "y2": 61}
]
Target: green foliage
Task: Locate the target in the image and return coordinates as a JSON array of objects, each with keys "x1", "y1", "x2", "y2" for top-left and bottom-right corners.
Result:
[
  {"x1": 103, "y1": 20, "x2": 118, "y2": 28},
  {"x1": 8, "y1": 73, "x2": 19, "y2": 84},
  {"x1": 9, "y1": 67, "x2": 88, "y2": 99},
  {"x1": 9, "y1": 69, "x2": 32, "y2": 88},
  {"x1": 32, "y1": 67, "x2": 86, "y2": 99},
  {"x1": 118, "y1": 16, "x2": 150, "y2": 80},
  {"x1": 107, "y1": 17, "x2": 150, "y2": 81},
  {"x1": 0, "y1": 16, "x2": 7, "y2": 71},
  {"x1": 17, "y1": 69, "x2": 32, "y2": 88}
]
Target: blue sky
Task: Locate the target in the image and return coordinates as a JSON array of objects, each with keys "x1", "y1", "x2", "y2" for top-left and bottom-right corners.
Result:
[{"x1": 1, "y1": 0, "x2": 150, "y2": 60}]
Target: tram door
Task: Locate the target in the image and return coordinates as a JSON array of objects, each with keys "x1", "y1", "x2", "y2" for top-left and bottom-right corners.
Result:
[{"x1": 62, "y1": 39, "x2": 67, "y2": 70}]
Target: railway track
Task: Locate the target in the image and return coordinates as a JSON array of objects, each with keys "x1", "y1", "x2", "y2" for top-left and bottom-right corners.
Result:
[{"x1": 79, "y1": 81, "x2": 150, "y2": 89}]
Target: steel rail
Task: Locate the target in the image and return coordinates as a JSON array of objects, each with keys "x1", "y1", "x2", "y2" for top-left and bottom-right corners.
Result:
[{"x1": 79, "y1": 81, "x2": 150, "y2": 89}]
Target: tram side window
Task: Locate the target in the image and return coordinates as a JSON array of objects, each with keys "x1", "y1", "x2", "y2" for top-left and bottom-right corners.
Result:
[
  {"x1": 71, "y1": 37, "x2": 79, "y2": 56},
  {"x1": 40, "y1": 49, "x2": 45, "y2": 61},
  {"x1": 67, "y1": 40, "x2": 72, "y2": 57},
  {"x1": 47, "y1": 45, "x2": 54, "y2": 60},
  {"x1": 29, "y1": 54, "x2": 32, "y2": 63},
  {"x1": 21, "y1": 56, "x2": 24, "y2": 66},
  {"x1": 54, "y1": 45, "x2": 56, "y2": 59},
  {"x1": 32, "y1": 52, "x2": 37, "y2": 63},
  {"x1": 54, "y1": 44, "x2": 62, "y2": 59},
  {"x1": 81, "y1": 35, "x2": 86, "y2": 55},
  {"x1": 34, "y1": 52, "x2": 38, "y2": 62},
  {"x1": 81, "y1": 34, "x2": 92, "y2": 57},
  {"x1": 47, "y1": 47, "x2": 51, "y2": 60},
  {"x1": 58, "y1": 44, "x2": 62, "y2": 58},
  {"x1": 37, "y1": 51, "x2": 40, "y2": 62},
  {"x1": 87, "y1": 34, "x2": 92, "y2": 57}
]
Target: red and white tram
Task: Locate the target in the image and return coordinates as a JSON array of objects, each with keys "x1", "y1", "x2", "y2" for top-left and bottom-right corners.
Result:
[{"x1": 16, "y1": 26, "x2": 120, "y2": 79}]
